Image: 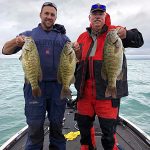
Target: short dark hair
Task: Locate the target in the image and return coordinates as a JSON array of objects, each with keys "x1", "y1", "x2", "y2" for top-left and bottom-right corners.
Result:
[{"x1": 41, "y1": 2, "x2": 57, "y2": 12}]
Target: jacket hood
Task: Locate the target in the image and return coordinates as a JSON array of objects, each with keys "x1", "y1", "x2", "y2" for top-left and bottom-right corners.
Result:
[
  {"x1": 53, "y1": 24, "x2": 66, "y2": 34},
  {"x1": 39, "y1": 23, "x2": 66, "y2": 34},
  {"x1": 105, "y1": 13, "x2": 111, "y2": 27}
]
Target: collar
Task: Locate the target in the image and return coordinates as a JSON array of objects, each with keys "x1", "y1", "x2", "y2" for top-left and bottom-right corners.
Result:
[
  {"x1": 38, "y1": 23, "x2": 66, "y2": 34},
  {"x1": 86, "y1": 24, "x2": 108, "y2": 37}
]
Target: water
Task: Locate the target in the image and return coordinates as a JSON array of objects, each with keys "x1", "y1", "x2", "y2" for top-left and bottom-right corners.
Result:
[{"x1": 0, "y1": 58, "x2": 150, "y2": 146}]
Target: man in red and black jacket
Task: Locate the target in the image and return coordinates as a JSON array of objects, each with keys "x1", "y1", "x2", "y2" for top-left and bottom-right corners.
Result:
[{"x1": 73, "y1": 3, "x2": 144, "y2": 150}]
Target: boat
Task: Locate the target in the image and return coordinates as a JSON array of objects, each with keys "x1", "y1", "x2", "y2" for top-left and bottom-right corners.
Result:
[{"x1": 0, "y1": 98, "x2": 150, "y2": 150}]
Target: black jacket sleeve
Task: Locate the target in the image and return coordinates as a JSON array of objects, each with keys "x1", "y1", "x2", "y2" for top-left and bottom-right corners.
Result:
[{"x1": 122, "y1": 28, "x2": 144, "y2": 48}]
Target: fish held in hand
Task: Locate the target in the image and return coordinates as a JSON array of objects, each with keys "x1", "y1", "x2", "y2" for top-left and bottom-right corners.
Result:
[
  {"x1": 101, "y1": 28, "x2": 124, "y2": 98},
  {"x1": 57, "y1": 41, "x2": 77, "y2": 100},
  {"x1": 20, "y1": 37, "x2": 42, "y2": 97}
]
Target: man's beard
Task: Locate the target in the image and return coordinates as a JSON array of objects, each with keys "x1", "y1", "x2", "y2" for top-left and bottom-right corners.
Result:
[{"x1": 42, "y1": 20, "x2": 54, "y2": 31}]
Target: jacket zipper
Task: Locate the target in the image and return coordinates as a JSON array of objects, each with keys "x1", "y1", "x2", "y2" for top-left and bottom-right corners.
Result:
[{"x1": 89, "y1": 57, "x2": 95, "y2": 97}]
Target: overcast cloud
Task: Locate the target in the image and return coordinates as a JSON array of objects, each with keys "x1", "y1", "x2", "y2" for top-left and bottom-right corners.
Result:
[{"x1": 0, "y1": 0, "x2": 150, "y2": 57}]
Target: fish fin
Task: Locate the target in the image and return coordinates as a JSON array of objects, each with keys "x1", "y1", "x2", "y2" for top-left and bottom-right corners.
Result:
[
  {"x1": 117, "y1": 71, "x2": 124, "y2": 80},
  {"x1": 38, "y1": 68, "x2": 42, "y2": 81},
  {"x1": 19, "y1": 55, "x2": 22, "y2": 61},
  {"x1": 122, "y1": 47, "x2": 125, "y2": 52},
  {"x1": 32, "y1": 86, "x2": 41, "y2": 97},
  {"x1": 101, "y1": 64, "x2": 107, "y2": 80},
  {"x1": 76, "y1": 57, "x2": 79, "y2": 63},
  {"x1": 25, "y1": 77, "x2": 30, "y2": 84},
  {"x1": 57, "y1": 67, "x2": 62, "y2": 84},
  {"x1": 70, "y1": 76, "x2": 75, "y2": 84},
  {"x1": 105, "y1": 86, "x2": 117, "y2": 98},
  {"x1": 60, "y1": 87, "x2": 72, "y2": 100}
]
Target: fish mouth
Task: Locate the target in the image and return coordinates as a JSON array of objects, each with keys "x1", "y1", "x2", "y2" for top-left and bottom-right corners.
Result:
[
  {"x1": 24, "y1": 48, "x2": 31, "y2": 51},
  {"x1": 112, "y1": 39, "x2": 118, "y2": 44},
  {"x1": 67, "y1": 51, "x2": 73, "y2": 55}
]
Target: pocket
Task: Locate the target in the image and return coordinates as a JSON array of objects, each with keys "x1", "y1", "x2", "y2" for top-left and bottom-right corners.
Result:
[
  {"x1": 23, "y1": 83, "x2": 32, "y2": 101},
  {"x1": 25, "y1": 103, "x2": 45, "y2": 120},
  {"x1": 111, "y1": 98, "x2": 120, "y2": 108}
]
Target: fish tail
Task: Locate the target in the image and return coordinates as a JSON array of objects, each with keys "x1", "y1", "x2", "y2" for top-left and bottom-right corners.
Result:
[
  {"x1": 60, "y1": 87, "x2": 72, "y2": 100},
  {"x1": 32, "y1": 86, "x2": 41, "y2": 97},
  {"x1": 105, "y1": 86, "x2": 117, "y2": 98}
]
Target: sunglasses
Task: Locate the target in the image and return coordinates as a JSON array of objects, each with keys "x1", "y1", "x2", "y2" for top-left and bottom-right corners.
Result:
[
  {"x1": 42, "y1": 2, "x2": 57, "y2": 11},
  {"x1": 91, "y1": 4, "x2": 106, "y2": 12}
]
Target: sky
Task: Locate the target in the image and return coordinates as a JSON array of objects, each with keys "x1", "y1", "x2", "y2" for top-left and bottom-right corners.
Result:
[{"x1": 0, "y1": 0, "x2": 150, "y2": 58}]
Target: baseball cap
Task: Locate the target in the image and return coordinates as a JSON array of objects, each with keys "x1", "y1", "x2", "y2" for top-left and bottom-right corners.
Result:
[{"x1": 90, "y1": 3, "x2": 106, "y2": 13}]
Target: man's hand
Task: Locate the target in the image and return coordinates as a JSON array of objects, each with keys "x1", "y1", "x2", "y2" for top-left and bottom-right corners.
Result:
[
  {"x1": 73, "y1": 42, "x2": 81, "y2": 60},
  {"x1": 73, "y1": 41, "x2": 80, "y2": 52},
  {"x1": 16, "y1": 35, "x2": 26, "y2": 47},
  {"x1": 117, "y1": 27, "x2": 127, "y2": 39}
]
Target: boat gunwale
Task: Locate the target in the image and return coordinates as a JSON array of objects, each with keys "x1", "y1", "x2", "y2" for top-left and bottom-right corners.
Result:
[
  {"x1": 119, "y1": 115, "x2": 150, "y2": 146},
  {"x1": 0, "y1": 115, "x2": 150, "y2": 150},
  {"x1": 0, "y1": 126, "x2": 28, "y2": 150}
]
